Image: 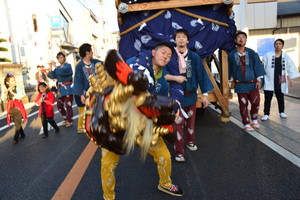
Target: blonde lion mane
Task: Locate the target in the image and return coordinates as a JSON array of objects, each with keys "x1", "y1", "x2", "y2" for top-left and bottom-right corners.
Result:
[{"x1": 84, "y1": 62, "x2": 168, "y2": 160}]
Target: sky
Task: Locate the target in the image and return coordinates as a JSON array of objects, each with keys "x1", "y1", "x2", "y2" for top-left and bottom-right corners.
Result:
[
  {"x1": 60, "y1": 0, "x2": 119, "y2": 32},
  {"x1": 79, "y1": 0, "x2": 119, "y2": 32}
]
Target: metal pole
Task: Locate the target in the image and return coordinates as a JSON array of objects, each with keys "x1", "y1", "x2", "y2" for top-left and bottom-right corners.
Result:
[
  {"x1": 3, "y1": 0, "x2": 17, "y2": 63},
  {"x1": 240, "y1": 0, "x2": 249, "y2": 35}
]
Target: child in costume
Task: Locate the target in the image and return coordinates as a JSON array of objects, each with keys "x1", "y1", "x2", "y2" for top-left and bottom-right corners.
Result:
[
  {"x1": 35, "y1": 82, "x2": 59, "y2": 138},
  {"x1": 1, "y1": 73, "x2": 27, "y2": 144},
  {"x1": 35, "y1": 65, "x2": 48, "y2": 85}
]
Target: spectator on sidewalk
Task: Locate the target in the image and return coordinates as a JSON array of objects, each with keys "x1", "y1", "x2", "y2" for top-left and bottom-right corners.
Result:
[
  {"x1": 228, "y1": 31, "x2": 265, "y2": 132},
  {"x1": 1, "y1": 73, "x2": 27, "y2": 144},
  {"x1": 48, "y1": 52, "x2": 74, "y2": 127},
  {"x1": 35, "y1": 82, "x2": 59, "y2": 138},
  {"x1": 164, "y1": 29, "x2": 213, "y2": 162},
  {"x1": 35, "y1": 65, "x2": 49, "y2": 85},
  {"x1": 73, "y1": 43, "x2": 102, "y2": 133},
  {"x1": 261, "y1": 38, "x2": 300, "y2": 121}
]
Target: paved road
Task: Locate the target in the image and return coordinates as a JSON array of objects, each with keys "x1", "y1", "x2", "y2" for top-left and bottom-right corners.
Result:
[{"x1": 1, "y1": 100, "x2": 300, "y2": 200}]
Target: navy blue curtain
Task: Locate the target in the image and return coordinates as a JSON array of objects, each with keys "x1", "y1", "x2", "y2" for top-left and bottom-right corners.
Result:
[{"x1": 118, "y1": 4, "x2": 237, "y2": 61}]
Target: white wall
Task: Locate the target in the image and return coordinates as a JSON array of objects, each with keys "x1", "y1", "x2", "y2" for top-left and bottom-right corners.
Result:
[{"x1": 233, "y1": 2, "x2": 277, "y2": 31}]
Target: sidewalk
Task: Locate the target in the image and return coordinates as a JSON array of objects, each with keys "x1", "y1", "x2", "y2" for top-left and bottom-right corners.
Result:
[{"x1": 229, "y1": 86, "x2": 300, "y2": 160}]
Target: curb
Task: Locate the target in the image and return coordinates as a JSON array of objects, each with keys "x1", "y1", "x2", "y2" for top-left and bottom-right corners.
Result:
[{"x1": 285, "y1": 94, "x2": 300, "y2": 100}]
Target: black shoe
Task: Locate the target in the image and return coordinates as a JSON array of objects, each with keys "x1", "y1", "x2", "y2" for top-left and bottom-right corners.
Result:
[
  {"x1": 11, "y1": 139, "x2": 18, "y2": 144},
  {"x1": 158, "y1": 184, "x2": 184, "y2": 196},
  {"x1": 42, "y1": 135, "x2": 48, "y2": 138},
  {"x1": 55, "y1": 128, "x2": 60, "y2": 133},
  {"x1": 20, "y1": 135, "x2": 25, "y2": 140}
]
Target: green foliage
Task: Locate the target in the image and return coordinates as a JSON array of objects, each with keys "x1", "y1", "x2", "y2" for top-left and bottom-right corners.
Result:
[
  {"x1": 0, "y1": 58, "x2": 11, "y2": 62},
  {"x1": 0, "y1": 33, "x2": 11, "y2": 62},
  {"x1": 0, "y1": 47, "x2": 8, "y2": 51}
]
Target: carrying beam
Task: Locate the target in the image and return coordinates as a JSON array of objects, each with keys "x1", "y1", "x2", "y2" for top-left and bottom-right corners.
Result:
[
  {"x1": 196, "y1": 50, "x2": 230, "y2": 122},
  {"x1": 116, "y1": 0, "x2": 224, "y2": 12}
]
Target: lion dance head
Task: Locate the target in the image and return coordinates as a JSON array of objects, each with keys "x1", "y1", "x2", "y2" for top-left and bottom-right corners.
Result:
[{"x1": 83, "y1": 50, "x2": 177, "y2": 159}]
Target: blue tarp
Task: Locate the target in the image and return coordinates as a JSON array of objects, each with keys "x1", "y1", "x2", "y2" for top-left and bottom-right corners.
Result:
[{"x1": 118, "y1": 4, "x2": 237, "y2": 60}]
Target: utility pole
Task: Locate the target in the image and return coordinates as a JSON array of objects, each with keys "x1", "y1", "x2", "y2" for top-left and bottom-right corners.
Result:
[
  {"x1": 240, "y1": 0, "x2": 249, "y2": 35},
  {"x1": 3, "y1": 0, "x2": 17, "y2": 63}
]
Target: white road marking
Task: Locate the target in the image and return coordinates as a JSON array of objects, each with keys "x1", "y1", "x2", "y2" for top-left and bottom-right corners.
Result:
[
  {"x1": 0, "y1": 104, "x2": 77, "y2": 132},
  {"x1": 0, "y1": 102, "x2": 36, "y2": 119},
  {"x1": 38, "y1": 114, "x2": 79, "y2": 135}
]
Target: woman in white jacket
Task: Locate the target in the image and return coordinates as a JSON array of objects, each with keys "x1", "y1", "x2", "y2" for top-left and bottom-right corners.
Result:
[{"x1": 261, "y1": 38, "x2": 300, "y2": 120}]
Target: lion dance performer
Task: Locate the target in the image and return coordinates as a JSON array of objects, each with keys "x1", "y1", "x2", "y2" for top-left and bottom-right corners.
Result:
[{"x1": 84, "y1": 46, "x2": 184, "y2": 199}]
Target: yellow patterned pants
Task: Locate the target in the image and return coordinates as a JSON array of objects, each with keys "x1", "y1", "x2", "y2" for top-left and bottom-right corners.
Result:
[
  {"x1": 101, "y1": 137, "x2": 173, "y2": 200},
  {"x1": 77, "y1": 107, "x2": 84, "y2": 131}
]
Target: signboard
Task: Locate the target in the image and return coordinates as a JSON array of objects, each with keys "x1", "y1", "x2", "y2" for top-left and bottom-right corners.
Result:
[{"x1": 50, "y1": 16, "x2": 63, "y2": 28}]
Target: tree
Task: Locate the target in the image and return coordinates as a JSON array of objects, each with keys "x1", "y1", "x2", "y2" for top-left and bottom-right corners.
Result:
[{"x1": 0, "y1": 34, "x2": 11, "y2": 62}]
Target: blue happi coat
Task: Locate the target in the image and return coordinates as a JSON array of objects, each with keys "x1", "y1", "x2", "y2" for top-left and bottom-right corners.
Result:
[
  {"x1": 127, "y1": 50, "x2": 183, "y2": 102},
  {"x1": 73, "y1": 59, "x2": 102, "y2": 96},
  {"x1": 228, "y1": 47, "x2": 265, "y2": 93},
  {"x1": 48, "y1": 63, "x2": 73, "y2": 97},
  {"x1": 167, "y1": 50, "x2": 214, "y2": 107}
]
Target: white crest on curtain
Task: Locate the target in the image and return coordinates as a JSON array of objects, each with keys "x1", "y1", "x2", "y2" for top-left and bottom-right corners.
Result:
[
  {"x1": 165, "y1": 10, "x2": 171, "y2": 19},
  {"x1": 172, "y1": 22, "x2": 182, "y2": 29},
  {"x1": 195, "y1": 41, "x2": 203, "y2": 50},
  {"x1": 212, "y1": 23, "x2": 219, "y2": 32},
  {"x1": 134, "y1": 39, "x2": 142, "y2": 52},
  {"x1": 190, "y1": 19, "x2": 199, "y2": 27},
  {"x1": 138, "y1": 23, "x2": 147, "y2": 31},
  {"x1": 197, "y1": 18, "x2": 204, "y2": 25},
  {"x1": 141, "y1": 35, "x2": 152, "y2": 44}
]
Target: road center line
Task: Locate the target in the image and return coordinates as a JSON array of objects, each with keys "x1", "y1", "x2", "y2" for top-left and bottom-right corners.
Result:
[{"x1": 51, "y1": 141, "x2": 98, "y2": 200}]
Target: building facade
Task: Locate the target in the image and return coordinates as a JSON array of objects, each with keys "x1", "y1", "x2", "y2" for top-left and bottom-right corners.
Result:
[
  {"x1": 0, "y1": 0, "x2": 119, "y2": 90},
  {"x1": 233, "y1": 0, "x2": 300, "y2": 70}
]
